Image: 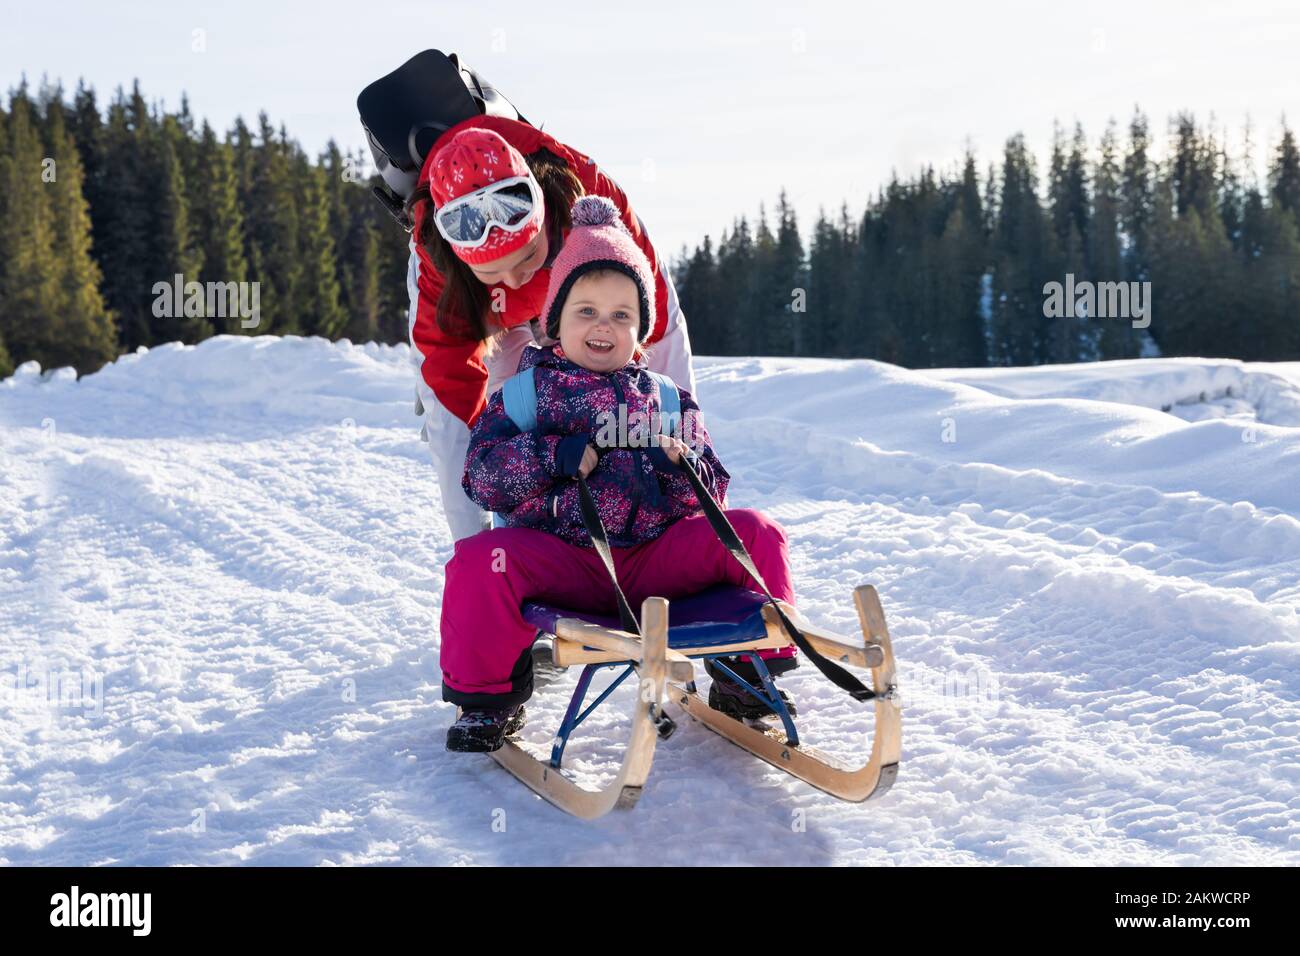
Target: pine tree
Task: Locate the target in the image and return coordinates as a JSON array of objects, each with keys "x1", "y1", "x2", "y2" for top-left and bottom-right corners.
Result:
[
  {"x1": 1241, "y1": 196, "x2": 1300, "y2": 359},
  {"x1": 1122, "y1": 109, "x2": 1155, "y2": 283},
  {"x1": 1091, "y1": 120, "x2": 1138, "y2": 358},
  {"x1": 982, "y1": 162, "x2": 999, "y2": 236},
  {"x1": 69, "y1": 81, "x2": 104, "y2": 229},
  {"x1": 333, "y1": 150, "x2": 383, "y2": 342},
  {"x1": 243, "y1": 114, "x2": 301, "y2": 333},
  {"x1": 1268, "y1": 121, "x2": 1299, "y2": 216},
  {"x1": 990, "y1": 134, "x2": 1058, "y2": 364},
  {"x1": 936, "y1": 153, "x2": 989, "y2": 366},
  {"x1": 320, "y1": 142, "x2": 370, "y2": 338},
  {"x1": 1047, "y1": 123, "x2": 1089, "y2": 256},
  {"x1": 1216, "y1": 122, "x2": 1245, "y2": 252},
  {"x1": 295, "y1": 160, "x2": 347, "y2": 338},
  {"x1": 371, "y1": 180, "x2": 414, "y2": 344},
  {"x1": 14, "y1": 78, "x2": 1297, "y2": 371},
  {"x1": 96, "y1": 84, "x2": 154, "y2": 350},
  {"x1": 1148, "y1": 166, "x2": 1240, "y2": 358},
  {"x1": 42, "y1": 90, "x2": 118, "y2": 371},
  {"x1": 152, "y1": 113, "x2": 208, "y2": 342},
  {"x1": 0, "y1": 89, "x2": 8, "y2": 253},
  {"x1": 174, "y1": 93, "x2": 200, "y2": 188},
  {"x1": 1169, "y1": 112, "x2": 1216, "y2": 220},
  {"x1": 1046, "y1": 124, "x2": 1089, "y2": 361},
  {"x1": 191, "y1": 121, "x2": 249, "y2": 333},
  {"x1": 803, "y1": 205, "x2": 858, "y2": 359},
  {"x1": 749, "y1": 204, "x2": 779, "y2": 355},
  {"x1": 0, "y1": 84, "x2": 63, "y2": 369},
  {"x1": 805, "y1": 211, "x2": 837, "y2": 358},
  {"x1": 676, "y1": 235, "x2": 720, "y2": 355},
  {"x1": 0, "y1": 95, "x2": 9, "y2": 377},
  {"x1": 713, "y1": 216, "x2": 755, "y2": 355},
  {"x1": 773, "y1": 190, "x2": 807, "y2": 355}
]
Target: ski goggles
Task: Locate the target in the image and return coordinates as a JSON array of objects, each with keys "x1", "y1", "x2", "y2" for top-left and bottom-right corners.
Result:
[{"x1": 433, "y1": 174, "x2": 544, "y2": 248}]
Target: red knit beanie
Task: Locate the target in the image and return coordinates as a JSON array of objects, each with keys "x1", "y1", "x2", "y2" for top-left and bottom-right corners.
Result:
[
  {"x1": 540, "y1": 196, "x2": 656, "y2": 343},
  {"x1": 427, "y1": 128, "x2": 544, "y2": 266}
]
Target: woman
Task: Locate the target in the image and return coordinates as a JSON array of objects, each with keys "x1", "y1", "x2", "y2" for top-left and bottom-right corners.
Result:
[{"x1": 405, "y1": 117, "x2": 697, "y2": 542}]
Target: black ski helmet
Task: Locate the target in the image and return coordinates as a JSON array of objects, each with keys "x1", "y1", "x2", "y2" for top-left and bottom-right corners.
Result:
[{"x1": 357, "y1": 49, "x2": 530, "y2": 228}]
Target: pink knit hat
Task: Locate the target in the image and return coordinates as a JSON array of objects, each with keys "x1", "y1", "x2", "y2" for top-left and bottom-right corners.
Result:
[
  {"x1": 541, "y1": 196, "x2": 656, "y2": 342},
  {"x1": 427, "y1": 128, "x2": 544, "y2": 266}
]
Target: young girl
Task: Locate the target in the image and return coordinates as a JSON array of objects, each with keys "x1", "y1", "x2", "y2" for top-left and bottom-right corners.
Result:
[{"x1": 440, "y1": 196, "x2": 798, "y2": 752}]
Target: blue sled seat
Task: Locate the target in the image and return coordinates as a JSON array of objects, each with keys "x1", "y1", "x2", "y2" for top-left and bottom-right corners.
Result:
[{"x1": 522, "y1": 584, "x2": 771, "y2": 652}]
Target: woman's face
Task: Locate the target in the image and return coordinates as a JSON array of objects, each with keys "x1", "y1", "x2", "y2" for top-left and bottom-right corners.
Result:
[
  {"x1": 467, "y1": 229, "x2": 549, "y2": 290},
  {"x1": 557, "y1": 271, "x2": 641, "y2": 374}
]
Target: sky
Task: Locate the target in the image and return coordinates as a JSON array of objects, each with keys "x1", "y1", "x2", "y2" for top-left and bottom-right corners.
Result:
[{"x1": 3, "y1": 0, "x2": 1298, "y2": 256}]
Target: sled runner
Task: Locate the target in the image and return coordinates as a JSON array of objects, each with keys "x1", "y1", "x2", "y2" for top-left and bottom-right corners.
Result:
[
  {"x1": 466, "y1": 366, "x2": 902, "y2": 818},
  {"x1": 484, "y1": 582, "x2": 899, "y2": 818}
]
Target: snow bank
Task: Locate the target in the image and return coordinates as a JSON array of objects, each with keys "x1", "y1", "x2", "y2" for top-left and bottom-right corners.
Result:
[
  {"x1": 921, "y1": 357, "x2": 1300, "y2": 427},
  {"x1": 2, "y1": 336, "x2": 415, "y2": 436}
]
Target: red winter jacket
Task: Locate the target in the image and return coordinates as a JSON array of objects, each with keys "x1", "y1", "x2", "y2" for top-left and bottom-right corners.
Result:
[{"x1": 410, "y1": 115, "x2": 675, "y2": 429}]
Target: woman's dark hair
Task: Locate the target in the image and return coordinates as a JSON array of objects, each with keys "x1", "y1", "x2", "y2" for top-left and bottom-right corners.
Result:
[{"x1": 407, "y1": 146, "x2": 585, "y2": 343}]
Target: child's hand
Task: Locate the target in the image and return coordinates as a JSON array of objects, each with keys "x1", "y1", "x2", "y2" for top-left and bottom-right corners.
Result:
[
  {"x1": 578, "y1": 444, "x2": 599, "y2": 478},
  {"x1": 655, "y1": 434, "x2": 692, "y2": 465}
]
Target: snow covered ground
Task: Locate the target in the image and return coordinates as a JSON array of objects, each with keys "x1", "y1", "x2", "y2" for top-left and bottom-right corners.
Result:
[{"x1": 1, "y1": 337, "x2": 1297, "y2": 866}]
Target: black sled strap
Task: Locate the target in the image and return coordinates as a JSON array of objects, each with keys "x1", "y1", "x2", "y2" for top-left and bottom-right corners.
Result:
[
  {"x1": 576, "y1": 476, "x2": 642, "y2": 638},
  {"x1": 676, "y1": 458, "x2": 877, "y2": 702}
]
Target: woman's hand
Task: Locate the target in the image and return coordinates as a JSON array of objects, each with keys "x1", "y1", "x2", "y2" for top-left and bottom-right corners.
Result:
[{"x1": 655, "y1": 434, "x2": 692, "y2": 465}]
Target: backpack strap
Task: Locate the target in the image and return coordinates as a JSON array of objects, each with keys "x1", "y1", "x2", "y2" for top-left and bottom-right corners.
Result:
[
  {"x1": 500, "y1": 366, "x2": 539, "y2": 432},
  {"x1": 490, "y1": 367, "x2": 539, "y2": 530},
  {"x1": 645, "y1": 370, "x2": 681, "y2": 438}
]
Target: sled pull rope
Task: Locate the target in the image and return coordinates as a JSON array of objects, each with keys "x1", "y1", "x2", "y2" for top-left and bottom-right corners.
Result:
[
  {"x1": 675, "y1": 458, "x2": 877, "y2": 703},
  {"x1": 576, "y1": 476, "x2": 642, "y2": 639}
]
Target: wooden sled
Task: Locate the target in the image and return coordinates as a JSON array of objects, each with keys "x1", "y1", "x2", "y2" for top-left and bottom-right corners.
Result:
[{"x1": 484, "y1": 583, "x2": 901, "y2": 819}]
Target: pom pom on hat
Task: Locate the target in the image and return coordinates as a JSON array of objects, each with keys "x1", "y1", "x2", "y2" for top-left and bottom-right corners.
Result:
[{"x1": 570, "y1": 195, "x2": 624, "y2": 229}]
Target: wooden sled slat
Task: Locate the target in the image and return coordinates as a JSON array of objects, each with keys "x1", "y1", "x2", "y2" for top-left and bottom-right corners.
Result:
[
  {"x1": 552, "y1": 634, "x2": 786, "y2": 670},
  {"x1": 551, "y1": 607, "x2": 882, "y2": 672},
  {"x1": 763, "y1": 602, "x2": 885, "y2": 670},
  {"x1": 550, "y1": 616, "x2": 695, "y2": 682}
]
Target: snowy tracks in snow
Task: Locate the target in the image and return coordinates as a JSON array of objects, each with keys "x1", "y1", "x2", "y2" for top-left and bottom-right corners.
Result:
[
  {"x1": 0, "y1": 339, "x2": 1297, "y2": 864},
  {"x1": 702, "y1": 355, "x2": 1299, "y2": 864}
]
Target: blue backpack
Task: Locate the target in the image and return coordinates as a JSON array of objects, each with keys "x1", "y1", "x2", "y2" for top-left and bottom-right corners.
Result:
[{"x1": 490, "y1": 367, "x2": 681, "y2": 528}]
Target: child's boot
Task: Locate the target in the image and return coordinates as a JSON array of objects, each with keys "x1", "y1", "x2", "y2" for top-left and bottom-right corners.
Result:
[
  {"x1": 446, "y1": 704, "x2": 527, "y2": 752},
  {"x1": 704, "y1": 657, "x2": 798, "y2": 721}
]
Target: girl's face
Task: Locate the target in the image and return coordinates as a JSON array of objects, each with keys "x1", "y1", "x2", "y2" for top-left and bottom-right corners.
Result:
[{"x1": 557, "y1": 271, "x2": 640, "y2": 373}]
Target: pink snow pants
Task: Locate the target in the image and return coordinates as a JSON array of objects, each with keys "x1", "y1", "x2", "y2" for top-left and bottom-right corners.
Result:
[{"x1": 439, "y1": 508, "x2": 796, "y2": 707}]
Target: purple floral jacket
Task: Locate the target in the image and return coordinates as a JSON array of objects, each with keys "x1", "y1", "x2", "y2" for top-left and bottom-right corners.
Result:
[{"x1": 462, "y1": 344, "x2": 730, "y2": 547}]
